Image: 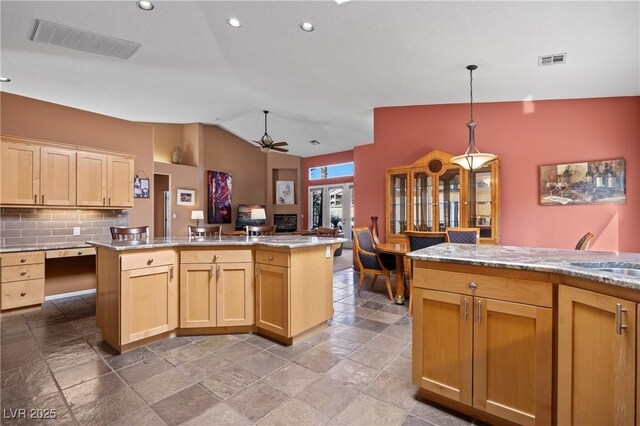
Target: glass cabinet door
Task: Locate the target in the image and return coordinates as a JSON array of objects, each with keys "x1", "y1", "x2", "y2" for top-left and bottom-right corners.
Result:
[
  {"x1": 437, "y1": 168, "x2": 461, "y2": 231},
  {"x1": 413, "y1": 171, "x2": 434, "y2": 231},
  {"x1": 389, "y1": 173, "x2": 408, "y2": 235},
  {"x1": 467, "y1": 166, "x2": 493, "y2": 238}
]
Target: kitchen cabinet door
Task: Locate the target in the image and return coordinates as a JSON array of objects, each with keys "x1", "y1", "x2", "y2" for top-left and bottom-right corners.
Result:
[
  {"x1": 77, "y1": 151, "x2": 108, "y2": 206},
  {"x1": 40, "y1": 146, "x2": 76, "y2": 206},
  {"x1": 1, "y1": 141, "x2": 40, "y2": 205},
  {"x1": 255, "y1": 263, "x2": 289, "y2": 337},
  {"x1": 180, "y1": 263, "x2": 216, "y2": 328},
  {"x1": 216, "y1": 262, "x2": 253, "y2": 327},
  {"x1": 107, "y1": 155, "x2": 134, "y2": 207}
]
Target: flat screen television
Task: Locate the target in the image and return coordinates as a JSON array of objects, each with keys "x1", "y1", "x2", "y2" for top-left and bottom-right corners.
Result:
[{"x1": 235, "y1": 204, "x2": 267, "y2": 230}]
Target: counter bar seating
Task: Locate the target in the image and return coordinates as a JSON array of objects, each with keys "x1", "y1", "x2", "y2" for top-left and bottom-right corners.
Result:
[
  {"x1": 188, "y1": 225, "x2": 221, "y2": 237},
  {"x1": 445, "y1": 227, "x2": 480, "y2": 244},
  {"x1": 316, "y1": 226, "x2": 339, "y2": 237},
  {"x1": 352, "y1": 227, "x2": 395, "y2": 300},
  {"x1": 405, "y1": 231, "x2": 448, "y2": 315},
  {"x1": 246, "y1": 225, "x2": 276, "y2": 236},
  {"x1": 575, "y1": 232, "x2": 595, "y2": 250},
  {"x1": 110, "y1": 226, "x2": 149, "y2": 241}
]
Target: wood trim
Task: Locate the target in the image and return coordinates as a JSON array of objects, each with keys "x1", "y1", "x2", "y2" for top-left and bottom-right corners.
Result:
[
  {"x1": 1, "y1": 134, "x2": 136, "y2": 158},
  {"x1": 419, "y1": 389, "x2": 519, "y2": 426},
  {"x1": 45, "y1": 248, "x2": 96, "y2": 259},
  {"x1": 177, "y1": 325, "x2": 256, "y2": 335}
]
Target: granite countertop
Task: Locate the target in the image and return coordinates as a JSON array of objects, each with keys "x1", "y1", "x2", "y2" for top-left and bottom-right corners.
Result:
[
  {"x1": 407, "y1": 243, "x2": 640, "y2": 290},
  {"x1": 0, "y1": 241, "x2": 95, "y2": 254},
  {"x1": 89, "y1": 235, "x2": 348, "y2": 251}
]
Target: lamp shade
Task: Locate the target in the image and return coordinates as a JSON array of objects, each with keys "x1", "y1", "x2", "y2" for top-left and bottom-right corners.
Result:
[
  {"x1": 250, "y1": 208, "x2": 266, "y2": 220},
  {"x1": 191, "y1": 210, "x2": 204, "y2": 220}
]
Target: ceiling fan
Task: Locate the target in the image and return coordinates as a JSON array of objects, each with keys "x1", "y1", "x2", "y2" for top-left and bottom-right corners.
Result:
[{"x1": 252, "y1": 110, "x2": 289, "y2": 153}]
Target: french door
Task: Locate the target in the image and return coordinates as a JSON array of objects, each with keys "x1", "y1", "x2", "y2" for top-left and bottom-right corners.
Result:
[{"x1": 308, "y1": 183, "x2": 353, "y2": 248}]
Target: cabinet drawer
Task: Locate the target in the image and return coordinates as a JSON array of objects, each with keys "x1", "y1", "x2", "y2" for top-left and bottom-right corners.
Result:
[
  {"x1": 181, "y1": 249, "x2": 251, "y2": 264},
  {"x1": 121, "y1": 250, "x2": 175, "y2": 271},
  {"x1": 1, "y1": 279, "x2": 44, "y2": 310},
  {"x1": 413, "y1": 268, "x2": 552, "y2": 308},
  {"x1": 46, "y1": 247, "x2": 96, "y2": 259},
  {"x1": 255, "y1": 250, "x2": 289, "y2": 268},
  {"x1": 1, "y1": 251, "x2": 44, "y2": 267},
  {"x1": 1, "y1": 264, "x2": 45, "y2": 283}
]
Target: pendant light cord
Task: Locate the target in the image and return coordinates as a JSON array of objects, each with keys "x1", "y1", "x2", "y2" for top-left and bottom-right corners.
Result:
[{"x1": 469, "y1": 67, "x2": 474, "y2": 122}]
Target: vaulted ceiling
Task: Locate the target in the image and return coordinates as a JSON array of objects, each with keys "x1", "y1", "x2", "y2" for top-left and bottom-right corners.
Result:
[{"x1": 1, "y1": 1, "x2": 638, "y2": 157}]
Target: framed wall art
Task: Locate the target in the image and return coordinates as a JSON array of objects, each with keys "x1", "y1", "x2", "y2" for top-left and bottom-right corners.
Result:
[
  {"x1": 276, "y1": 180, "x2": 295, "y2": 205},
  {"x1": 539, "y1": 158, "x2": 625, "y2": 206},
  {"x1": 208, "y1": 170, "x2": 232, "y2": 223},
  {"x1": 176, "y1": 189, "x2": 195, "y2": 206},
  {"x1": 133, "y1": 175, "x2": 150, "y2": 199}
]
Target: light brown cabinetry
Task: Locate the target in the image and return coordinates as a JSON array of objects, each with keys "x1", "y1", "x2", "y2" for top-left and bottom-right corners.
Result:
[
  {"x1": 412, "y1": 264, "x2": 552, "y2": 425},
  {"x1": 1, "y1": 251, "x2": 45, "y2": 310},
  {"x1": 179, "y1": 249, "x2": 253, "y2": 329},
  {"x1": 386, "y1": 150, "x2": 500, "y2": 244},
  {"x1": 1, "y1": 142, "x2": 76, "y2": 206},
  {"x1": 1, "y1": 136, "x2": 134, "y2": 208},
  {"x1": 558, "y1": 285, "x2": 636, "y2": 425},
  {"x1": 97, "y1": 248, "x2": 177, "y2": 350}
]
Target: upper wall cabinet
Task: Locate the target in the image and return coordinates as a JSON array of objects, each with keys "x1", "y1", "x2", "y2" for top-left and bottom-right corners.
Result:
[
  {"x1": 1, "y1": 136, "x2": 134, "y2": 208},
  {"x1": 1, "y1": 141, "x2": 76, "y2": 206},
  {"x1": 385, "y1": 150, "x2": 500, "y2": 244}
]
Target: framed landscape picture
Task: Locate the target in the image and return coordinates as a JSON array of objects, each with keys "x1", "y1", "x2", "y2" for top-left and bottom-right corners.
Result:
[
  {"x1": 539, "y1": 158, "x2": 625, "y2": 206},
  {"x1": 176, "y1": 189, "x2": 195, "y2": 206}
]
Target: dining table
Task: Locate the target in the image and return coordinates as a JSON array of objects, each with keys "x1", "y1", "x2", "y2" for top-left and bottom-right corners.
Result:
[{"x1": 374, "y1": 241, "x2": 409, "y2": 305}]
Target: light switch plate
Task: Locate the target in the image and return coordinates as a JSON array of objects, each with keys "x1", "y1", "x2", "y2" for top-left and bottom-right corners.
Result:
[
  {"x1": 325, "y1": 246, "x2": 331, "y2": 258},
  {"x1": 73, "y1": 227, "x2": 80, "y2": 236}
]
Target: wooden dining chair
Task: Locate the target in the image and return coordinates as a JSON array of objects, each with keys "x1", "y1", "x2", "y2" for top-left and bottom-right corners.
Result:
[
  {"x1": 188, "y1": 225, "x2": 221, "y2": 237},
  {"x1": 445, "y1": 227, "x2": 480, "y2": 244},
  {"x1": 110, "y1": 226, "x2": 149, "y2": 241},
  {"x1": 316, "y1": 227, "x2": 339, "y2": 237},
  {"x1": 246, "y1": 225, "x2": 276, "y2": 236},
  {"x1": 404, "y1": 231, "x2": 448, "y2": 315},
  {"x1": 223, "y1": 230, "x2": 248, "y2": 236},
  {"x1": 352, "y1": 227, "x2": 395, "y2": 300},
  {"x1": 575, "y1": 232, "x2": 594, "y2": 250}
]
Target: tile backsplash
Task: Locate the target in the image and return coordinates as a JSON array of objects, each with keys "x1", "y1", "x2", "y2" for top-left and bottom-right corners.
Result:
[{"x1": 0, "y1": 208, "x2": 128, "y2": 247}]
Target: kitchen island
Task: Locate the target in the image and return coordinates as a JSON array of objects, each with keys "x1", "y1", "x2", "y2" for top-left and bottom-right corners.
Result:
[
  {"x1": 407, "y1": 243, "x2": 640, "y2": 426},
  {"x1": 91, "y1": 235, "x2": 345, "y2": 353}
]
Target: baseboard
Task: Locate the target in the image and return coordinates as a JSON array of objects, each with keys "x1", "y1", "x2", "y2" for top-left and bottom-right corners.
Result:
[{"x1": 45, "y1": 289, "x2": 96, "y2": 301}]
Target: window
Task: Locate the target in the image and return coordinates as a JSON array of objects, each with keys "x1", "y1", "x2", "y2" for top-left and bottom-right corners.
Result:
[{"x1": 309, "y1": 162, "x2": 354, "y2": 180}]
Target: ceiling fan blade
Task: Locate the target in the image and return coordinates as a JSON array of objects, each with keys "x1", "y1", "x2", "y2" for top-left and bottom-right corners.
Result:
[
  {"x1": 271, "y1": 147, "x2": 289, "y2": 153},
  {"x1": 271, "y1": 141, "x2": 288, "y2": 147}
]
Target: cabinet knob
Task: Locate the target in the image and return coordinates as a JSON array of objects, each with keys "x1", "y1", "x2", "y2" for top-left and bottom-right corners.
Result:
[
  {"x1": 20, "y1": 271, "x2": 27, "y2": 276},
  {"x1": 268, "y1": 256, "x2": 274, "y2": 261},
  {"x1": 78, "y1": 251, "x2": 83, "y2": 255},
  {"x1": 20, "y1": 292, "x2": 26, "y2": 297},
  {"x1": 468, "y1": 282, "x2": 477, "y2": 290},
  {"x1": 213, "y1": 255, "x2": 219, "y2": 261},
  {"x1": 147, "y1": 258, "x2": 154, "y2": 265},
  {"x1": 20, "y1": 258, "x2": 27, "y2": 263}
]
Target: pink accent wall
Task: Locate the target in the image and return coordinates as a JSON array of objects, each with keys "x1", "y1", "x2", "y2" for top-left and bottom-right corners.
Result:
[
  {"x1": 305, "y1": 97, "x2": 640, "y2": 252},
  {"x1": 301, "y1": 150, "x2": 353, "y2": 229}
]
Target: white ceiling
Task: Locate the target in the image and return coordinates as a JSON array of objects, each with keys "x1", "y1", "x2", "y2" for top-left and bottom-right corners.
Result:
[{"x1": 1, "y1": 1, "x2": 638, "y2": 157}]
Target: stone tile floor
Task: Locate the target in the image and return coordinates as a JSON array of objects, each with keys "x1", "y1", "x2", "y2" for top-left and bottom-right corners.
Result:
[{"x1": 0, "y1": 269, "x2": 480, "y2": 425}]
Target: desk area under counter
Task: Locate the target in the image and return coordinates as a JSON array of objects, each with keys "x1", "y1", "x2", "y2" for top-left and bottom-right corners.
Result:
[
  {"x1": 1, "y1": 242, "x2": 97, "y2": 311},
  {"x1": 91, "y1": 236, "x2": 345, "y2": 353},
  {"x1": 407, "y1": 243, "x2": 640, "y2": 425}
]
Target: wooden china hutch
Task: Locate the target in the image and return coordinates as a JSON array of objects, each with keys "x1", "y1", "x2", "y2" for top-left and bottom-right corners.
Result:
[{"x1": 385, "y1": 150, "x2": 500, "y2": 244}]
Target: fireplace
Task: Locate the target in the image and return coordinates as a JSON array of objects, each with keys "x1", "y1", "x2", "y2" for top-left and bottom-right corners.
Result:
[{"x1": 273, "y1": 214, "x2": 297, "y2": 233}]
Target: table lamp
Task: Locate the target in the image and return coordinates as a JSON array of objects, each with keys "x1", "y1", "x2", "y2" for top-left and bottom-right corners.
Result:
[
  {"x1": 191, "y1": 210, "x2": 204, "y2": 227},
  {"x1": 250, "y1": 208, "x2": 266, "y2": 224}
]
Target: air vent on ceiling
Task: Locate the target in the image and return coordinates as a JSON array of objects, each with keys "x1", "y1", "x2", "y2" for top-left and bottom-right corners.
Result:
[
  {"x1": 30, "y1": 19, "x2": 142, "y2": 60},
  {"x1": 309, "y1": 140, "x2": 320, "y2": 146},
  {"x1": 538, "y1": 53, "x2": 567, "y2": 66}
]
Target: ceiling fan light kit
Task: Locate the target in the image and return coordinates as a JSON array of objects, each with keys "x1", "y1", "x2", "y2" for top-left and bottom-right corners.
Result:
[
  {"x1": 450, "y1": 64, "x2": 497, "y2": 172},
  {"x1": 252, "y1": 110, "x2": 289, "y2": 153}
]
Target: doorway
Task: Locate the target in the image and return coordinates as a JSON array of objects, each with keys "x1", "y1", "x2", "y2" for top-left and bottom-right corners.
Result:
[
  {"x1": 154, "y1": 174, "x2": 170, "y2": 237},
  {"x1": 308, "y1": 183, "x2": 353, "y2": 248}
]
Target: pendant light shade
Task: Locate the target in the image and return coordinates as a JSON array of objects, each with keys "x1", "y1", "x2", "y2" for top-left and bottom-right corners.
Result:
[{"x1": 450, "y1": 65, "x2": 496, "y2": 172}]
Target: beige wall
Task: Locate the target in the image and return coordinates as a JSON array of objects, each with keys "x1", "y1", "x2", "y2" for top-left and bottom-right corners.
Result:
[
  {"x1": 0, "y1": 93, "x2": 154, "y2": 234},
  {"x1": 154, "y1": 161, "x2": 201, "y2": 237},
  {"x1": 150, "y1": 123, "x2": 184, "y2": 164}
]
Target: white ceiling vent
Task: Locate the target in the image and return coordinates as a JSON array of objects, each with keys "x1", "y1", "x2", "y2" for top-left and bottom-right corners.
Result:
[
  {"x1": 30, "y1": 19, "x2": 142, "y2": 60},
  {"x1": 538, "y1": 53, "x2": 567, "y2": 66}
]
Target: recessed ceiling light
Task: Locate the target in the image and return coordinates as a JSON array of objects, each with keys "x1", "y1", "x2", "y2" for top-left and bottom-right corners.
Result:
[
  {"x1": 334, "y1": 0, "x2": 352, "y2": 4},
  {"x1": 227, "y1": 17, "x2": 241, "y2": 28},
  {"x1": 0, "y1": 77, "x2": 10, "y2": 82},
  {"x1": 299, "y1": 22, "x2": 314, "y2": 32},
  {"x1": 136, "y1": 1, "x2": 154, "y2": 11},
  {"x1": 309, "y1": 140, "x2": 320, "y2": 145}
]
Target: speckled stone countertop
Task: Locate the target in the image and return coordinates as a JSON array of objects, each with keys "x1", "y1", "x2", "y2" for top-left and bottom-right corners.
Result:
[
  {"x1": 0, "y1": 242, "x2": 95, "y2": 254},
  {"x1": 89, "y1": 236, "x2": 347, "y2": 251},
  {"x1": 407, "y1": 243, "x2": 640, "y2": 290}
]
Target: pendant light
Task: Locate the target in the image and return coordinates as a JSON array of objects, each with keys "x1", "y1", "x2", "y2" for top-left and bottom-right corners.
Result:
[{"x1": 450, "y1": 65, "x2": 496, "y2": 172}]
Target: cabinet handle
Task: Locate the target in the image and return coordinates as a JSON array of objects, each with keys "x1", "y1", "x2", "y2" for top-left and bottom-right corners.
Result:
[
  {"x1": 147, "y1": 258, "x2": 154, "y2": 265},
  {"x1": 109, "y1": 197, "x2": 111, "y2": 206},
  {"x1": 616, "y1": 303, "x2": 628, "y2": 335},
  {"x1": 216, "y1": 264, "x2": 220, "y2": 280},
  {"x1": 468, "y1": 282, "x2": 477, "y2": 290},
  {"x1": 103, "y1": 197, "x2": 106, "y2": 206},
  {"x1": 20, "y1": 292, "x2": 26, "y2": 297},
  {"x1": 20, "y1": 271, "x2": 27, "y2": 276},
  {"x1": 210, "y1": 265, "x2": 214, "y2": 280},
  {"x1": 255, "y1": 264, "x2": 260, "y2": 276},
  {"x1": 477, "y1": 300, "x2": 482, "y2": 322},
  {"x1": 462, "y1": 298, "x2": 468, "y2": 320},
  {"x1": 170, "y1": 266, "x2": 174, "y2": 280},
  {"x1": 41, "y1": 194, "x2": 44, "y2": 204},
  {"x1": 20, "y1": 258, "x2": 27, "y2": 263},
  {"x1": 34, "y1": 194, "x2": 37, "y2": 204}
]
